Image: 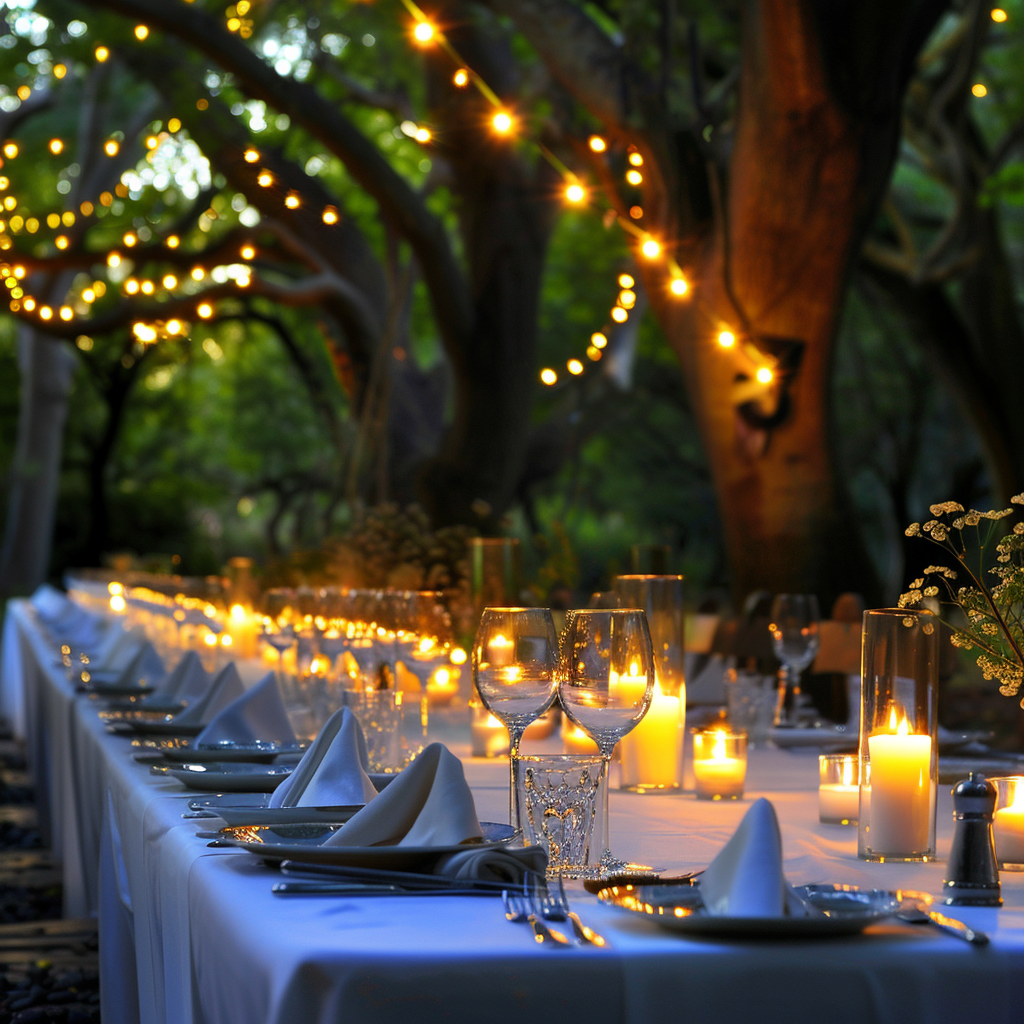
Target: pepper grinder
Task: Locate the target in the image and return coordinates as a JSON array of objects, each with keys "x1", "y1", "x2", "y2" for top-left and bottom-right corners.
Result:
[{"x1": 942, "y1": 772, "x2": 1002, "y2": 906}]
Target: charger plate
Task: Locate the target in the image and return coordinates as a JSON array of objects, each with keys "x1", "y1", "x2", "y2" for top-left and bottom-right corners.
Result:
[
  {"x1": 151, "y1": 762, "x2": 294, "y2": 792},
  {"x1": 599, "y1": 883, "x2": 898, "y2": 938},
  {"x1": 209, "y1": 821, "x2": 517, "y2": 870}
]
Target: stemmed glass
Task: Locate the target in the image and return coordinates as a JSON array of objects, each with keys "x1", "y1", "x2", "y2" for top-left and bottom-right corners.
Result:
[
  {"x1": 472, "y1": 608, "x2": 559, "y2": 830},
  {"x1": 768, "y1": 594, "x2": 821, "y2": 726},
  {"x1": 558, "y1": 609, "x2": 654, "y2": 874}
]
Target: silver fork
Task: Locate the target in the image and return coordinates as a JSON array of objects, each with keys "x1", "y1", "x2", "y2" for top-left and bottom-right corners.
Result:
[
  {"x1": 537, "y1": 875, "x2": 607, "y2": 947},
  {"x1": 503, "y1": 887, "x2": 571, "y2": 947}
]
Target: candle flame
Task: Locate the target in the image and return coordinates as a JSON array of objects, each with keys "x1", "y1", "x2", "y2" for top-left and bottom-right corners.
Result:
[
  {"x1": 712, "y1": 729, "x2": 727, "y2": 760},
  {"x1": 629, "y1": 660, "x2": 640, "y2": 677},
  {"x1": 886, "y1": 705, "x2": 912, "y2": 736},
  {"x1": 1010, "y1": 780, "x2": 1024, "y2": 813},
  {"x1": 229, "y1": 603, "x2": 247, "y2": 622},
  {"x1": 842, "y1": 757, "x2": 854, "y2": 787}
]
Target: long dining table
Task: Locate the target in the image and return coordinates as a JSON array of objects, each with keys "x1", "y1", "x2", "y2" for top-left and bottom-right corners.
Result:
[{"x1": 3, "y1": 593, "x2": 1024, "y2": 1024}]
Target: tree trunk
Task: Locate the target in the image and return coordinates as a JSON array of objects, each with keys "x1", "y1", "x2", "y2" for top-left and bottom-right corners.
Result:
[{"x1": 0, "y1": 326, "x2": 77, "y2": 597}]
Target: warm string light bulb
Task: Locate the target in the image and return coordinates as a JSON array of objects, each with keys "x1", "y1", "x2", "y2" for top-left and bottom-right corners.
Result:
[
  {"x1": 540, "y1": 368, "x2": 557, "y2": 385},
  {"x1": 453, "y1": 68, "x2": 469, "y2": 87},
  {"x1": 413, "y1": 20, "x2": 435, "y2": 44},
  {"x1": 669, "y1": 277, "x2": 688, "y2": 297},
  {"x1": 588, "y1": 136, "x2": 607, "y2": 153},
  {"x1": 322, "y1": 206, "x2": 339, "y2": 225},
  {"x1": 564, "y1": 181, "x2": 586, "y2": 204},
  {"x1": 640, "y1": 238, "x2": 661, "y2": 259},
  {"x1": 491, "y1": 111, "x2": 513, "y2": 134},
  {"x1": 717, "y1": 330, "x2": 736, "y2": 348},
  {"x1": 756, "y1": 366, "x2": 774, "y2": 384},
  {"x1": 567, "y1": 359, "x2": 584, "y2": 375}
]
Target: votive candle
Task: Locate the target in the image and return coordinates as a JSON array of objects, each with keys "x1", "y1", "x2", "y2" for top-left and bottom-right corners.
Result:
[{"x1": 692, "y1": 727, "x2": 746, "y2": 800}]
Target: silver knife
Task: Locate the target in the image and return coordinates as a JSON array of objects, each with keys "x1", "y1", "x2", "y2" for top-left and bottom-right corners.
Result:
[{"x1": 925, "y1": 908, "x2": 989, "y2": 946}]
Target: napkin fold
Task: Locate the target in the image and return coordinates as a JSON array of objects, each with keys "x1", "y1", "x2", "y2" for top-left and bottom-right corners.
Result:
[
  {"x1": 89, "y1": 639, "x2": 164, "y2": 690},
  {"x1": 699, "y1": 797, "x2": 787, "y2": 918},
  {"x1": 195, "y1": 672, "x2": 297, "y2": 748},
  {"x1": 146, "y1": 651, "x2": 209, "y2": 706},
  {"x1": 327, "y1": 743, "x2": 482, "y2": 848},
  {"x1": 269, "y1": 707, "x2": 377, "y2": 808},
  {"x1": 434, "y1": 845, "x2": 547, "y2": 884},
  {"x1": 171, "y1": 663, "x2": 244, "y2": 728}
]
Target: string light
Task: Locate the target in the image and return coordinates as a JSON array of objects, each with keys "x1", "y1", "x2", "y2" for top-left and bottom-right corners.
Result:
[
  {"x1": 48, "y1": 139, "x2": 63, "y2": 155},
  {"x1": 491, "y1": 111, "x2": 513, "y2": 134},
  {"x1": 2, "y1": 143, "x2": 17, "y2": 159},
  {"x1": 628, "y1": 151, "x2": 643, "y2": 167},
  {"x1": 412, "y1": 20, "x2": 435, "y2": 44},
  {"x1": 588, "y1": 136, "x2": 607, "y2": 153},
  {"x1": 591, "y1": 332, "x2": 607, "y2": 349},
  {"x1": 94, "y1": 45, "x2": 109, "y2": 62},
  {"x1": 640, "y1": 237, "x2": 661, "y2": 259},
  {"x1": 992, "y1": 8, "x2": 1008, "y2": 21},
  {"x1": 191, "y1": 266, "x2": 205, "y2": 281},
  {"x1": 322, "y1": 206, "x2": 339, "y2": 225},
  {"x1": 756, "y1": 366, "x2": 774, "y2": 384},
  {"x1": 257, "y1": 170, "x2": 273, "y2": 187},
  {"x1": 611, "y1": 307, "x2": 628, "y2": 323},
  {"x1": 134, "y1": 24, "x2": 149, "y2": 40},
  {"x1": 107, "y1": 253, "x2": 121, "y2": 268},
  {"x1": 565, "y1": 181, "x2": 586, "y2": 204},
  {"x1": 618, "y1": 274, "x2": 634, "y2": 289},
  {"x1": 197, "y1": 302, "x2": 214, "y2": 318},
  {"x1": 567, "y1": 359, "x2": 584, "y2": 375},
  {"x1": 125, "y1": 279, "x2": 140, "y2": 295},
  {"x1": 240, "y1": 245, "x2": 255, "y2": 260},
  {"x1": 104, "y1": 140, "x2": 119, "y2": 157},
  {"x1": 123, "y1": 232, "x2": 137, "y2": 247},
  {"x1": 453, "y1": 69, "x2": 469, "y2": 87},
  {"x1": 717, "y1": 330, "x2": 736, "y2": 348},
  {"x1": 162, "y1": 274, "x2": 178, "y2": 289},
  {"x1": 540, "y1": 368, "x2": 557, "y2": 385},
  {"x1": 415, "y1": 127, "x2": 431, "y2": 143},
  {"x1": 626, "y1": 169, "x2": 643, "y2": 186},
  {"x1": 586, "y1": 345, "x2": 601, "y2": 361},
  {"x1": 166, "y1": 235, "x2": 180, "y2": 248},
  {"x1": 244, "y1": 148, "x2": 260, "y2": 163},
  {"x1": 669, "y1": 276, "x2": 689, "y2": 297},
  {"x1": 284, "y1": 191, "x2": 300, "y2": 209},
  {"x1": 618, "y1": 289, "x2": 636, "y2": 309},
  {"x1": 972, "y1": 83, "x2": 988, "y2": 97}
]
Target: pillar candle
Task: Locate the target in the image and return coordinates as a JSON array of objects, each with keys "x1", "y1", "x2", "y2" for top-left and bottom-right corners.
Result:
[
  {"x1": 995, "y1": 782, "x2": 1024, "y2": 866},
  {"x1": 620, "y1": 682, "x2": 681, "y2": 789},
  {"x1": 866, "y1": 709, "x2": 932, "y2": 855}
]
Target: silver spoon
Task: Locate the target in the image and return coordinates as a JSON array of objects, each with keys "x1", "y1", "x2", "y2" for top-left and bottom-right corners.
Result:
[{"x1": 897, "y1": 903, "x2": 988, "y2": 945}]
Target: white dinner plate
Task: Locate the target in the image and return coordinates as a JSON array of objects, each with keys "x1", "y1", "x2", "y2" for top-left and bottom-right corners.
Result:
[
  {"x1": 210, "y1": 821, "x2": 517, "y2": 870},
  {"x1": 162, "y1": 740, "x2": 305, "y2": 764},
  {"x1": 152, "y1": 762, "x2": 294, "y2": 792},
  {"x1": 599, "y1": 882, "x2": 899, "y2": 937}
]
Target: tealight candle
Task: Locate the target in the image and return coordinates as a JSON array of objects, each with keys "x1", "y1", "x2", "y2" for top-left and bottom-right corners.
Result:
[
  {"x1": 486, "y1": 633, "x2": 515, "y2": 667},
  {"x1": 818, "y1": 754, "x2": 859, "y2": 824},
  {"x1": 620, "y1": 681, "x2": 682, "y2": 791},
  {"x1": 470, "y1": 706, "x2": 509, "y2": 758},
  {"x1": 562, "y1": 719, "x2": 600, "y2": 755},
  {"x1": 608, "y1": 662, "x2": 648, "y2": 707},
  {"x1": 992, "y1": 776, "x2": 1024, "y2": 869},
  {"x1": 866, "y1": 706, "x2": 931, "y2": 856},
  {"x1": 226, "y1": 603, "x2": 258, "y2": 659},
  {"x1": 425, "y1": 665, "x2": 460, "y2": 705},
  {"x1": 692, "y1": 727, "x2": 747, "y2": 800}
]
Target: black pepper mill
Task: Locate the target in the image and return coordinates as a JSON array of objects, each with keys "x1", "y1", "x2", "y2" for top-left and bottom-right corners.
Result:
[{"x1": 942, "y1": 772, "x2": 1002, "y2": 906}]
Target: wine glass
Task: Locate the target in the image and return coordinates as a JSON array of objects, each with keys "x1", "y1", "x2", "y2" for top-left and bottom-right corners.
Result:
[
  {"x1": 558, "y1": 609, "x2": 654, "y2": 873},
  {"x1": 768, "y1": 594, "x2": 821, "y2": 726},
  {"x1": 472, "y1": 608, "x2": 559, "y2": 830}
]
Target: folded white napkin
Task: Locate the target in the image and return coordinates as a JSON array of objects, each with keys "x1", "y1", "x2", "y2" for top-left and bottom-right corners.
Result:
[
  {"x1": 195, "y1": 672, "x2": 297, "y2": 747},
  {"x1": 700, "y1": 797, "x2": 787, "y2": 918},
  {"x1": 171, "y1": 663, "x2": 244, "y2": 728},
  {"x1": 31, "y1": 585, "x2": 72, "y2": 622},
  {"x1": 327, "y1": 743, "x2": 482, "y2": 848},
  {"x1": 146, "y1": 651, "x2": 209, "y2": 706},
  {"x1": 89, "y1": 640, "x2": 164, "y2": 690},
  {"x1": 269, "y1": 707, "x2": 377, "y2": 808}
]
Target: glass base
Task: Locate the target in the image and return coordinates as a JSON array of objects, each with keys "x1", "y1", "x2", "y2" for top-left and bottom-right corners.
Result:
[
  {"x1": 858, "y1": 850, "x2": 935, "y2": 863},
  {"x1": 695, "y1": 791, "x2": 743, "y2": 801},
  {"x1": 619, "y1": 782, "x2": 681, "y2": 794},
  {"x1": 819, "y1": 815, "x2": 858, "y2": 826},
  {"x1": 998, "y1": 860, "x2": 1024, "y2": 872},
  {"x1": 555, "y1": 860, "x2": 658, "y2": 882}
]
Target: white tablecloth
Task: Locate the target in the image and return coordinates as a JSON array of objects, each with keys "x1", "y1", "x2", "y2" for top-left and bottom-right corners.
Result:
[{"x1": 4, "y1": 596, "x2": 1024, "y2": 1024}]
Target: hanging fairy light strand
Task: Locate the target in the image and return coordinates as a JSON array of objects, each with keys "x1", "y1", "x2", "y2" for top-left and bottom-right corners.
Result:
[{"x1": 397, "y1": 0, "x2": 776, "y2": 388}]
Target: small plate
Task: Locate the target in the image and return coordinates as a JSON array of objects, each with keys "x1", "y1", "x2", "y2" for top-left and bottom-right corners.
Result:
[
  {"x1": 768, "y1": 726, "x2": 853, "y2": 751},
  {"x1": 103, "y1": 698, "x2": 186, "y2": 715},
  {"x1": 209, "y1": 820, "x2": 517, "y2": 870},
  {"x1": 599, "y1": 882, "x2": 899, "y2": 938},
  {"x1": 124, "y1": 720, "x2": 203, "y2": 737},
  {"x1": 152, "y1": 762, "x2": 294, "y2": 792},
  {"x1": 163, "y1": 740, "x2": 304, "y2": 764}
]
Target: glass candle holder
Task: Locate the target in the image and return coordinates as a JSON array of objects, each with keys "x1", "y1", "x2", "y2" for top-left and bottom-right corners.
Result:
[
  {"x1": 819, "y1": 754, "x2": 860, "y2": 824},
  {"x1": 857, "y1": 608, "x2": 938, "y2": 862},
  {"x1": 614, "y1": 575, "x2": 686, "y2": 792},
  {"x1": 991, "y1": 776, "x2": 1024, "y2": 870},
  {"x1": 469, "y1": 538, "x2": 520, "y2": 622},
  {"x1": 691, "y1": 727, "x2": 747, "y2": 800}
]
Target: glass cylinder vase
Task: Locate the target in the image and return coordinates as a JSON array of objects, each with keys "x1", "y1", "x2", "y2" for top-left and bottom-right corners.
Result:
[
  {"x1": 857, "y1": 608, "x2": 938, "y2": 862},
  {"x1": 469, "y1": 538, "x2": 520, "y2": 622},
  {"x1": 614, "y1": 575, "x2": 686, "y2": 791}
]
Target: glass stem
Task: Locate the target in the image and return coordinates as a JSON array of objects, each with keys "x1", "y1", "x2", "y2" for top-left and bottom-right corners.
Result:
[
  {"x1": 773, "y1": 664, "x2": 790, "y2": 726},
  {"x1": 508, "y1": 724, "x2": 526, "y2": 832}
]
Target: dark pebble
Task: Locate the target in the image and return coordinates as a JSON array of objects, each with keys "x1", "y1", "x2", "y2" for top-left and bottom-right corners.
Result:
[
  {"x1": 46, "y1": 990, "x2": 75, "y2": 1004},
  {"x1": 9, "y1": 994, "x2": 36, "y2": 1010}
]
